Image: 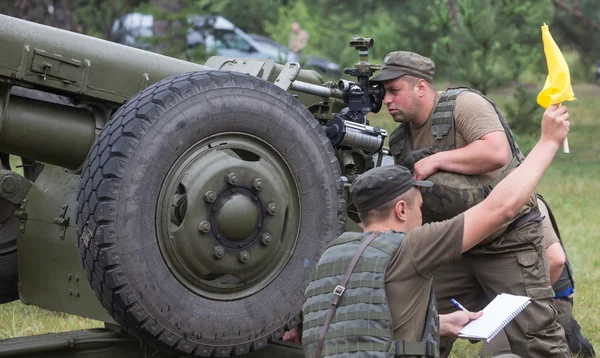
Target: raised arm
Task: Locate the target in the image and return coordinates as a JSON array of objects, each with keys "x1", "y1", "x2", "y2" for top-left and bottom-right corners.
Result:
[{"x1": 461, "y1": 104, "x2": 569, "y2": 252}]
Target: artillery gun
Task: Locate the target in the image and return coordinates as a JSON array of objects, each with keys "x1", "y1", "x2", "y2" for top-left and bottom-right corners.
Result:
[{"x1": 0, "y1": 14, "x2": 390, "y2": 357}]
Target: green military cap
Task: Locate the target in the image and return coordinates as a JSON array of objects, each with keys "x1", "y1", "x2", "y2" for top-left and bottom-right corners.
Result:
[
  {"x1": 370, "y1": 51, "x2": 436, "y2": 83},
  {"x1": 349, "y1": 165, "x2": 433, "y2": 212}
]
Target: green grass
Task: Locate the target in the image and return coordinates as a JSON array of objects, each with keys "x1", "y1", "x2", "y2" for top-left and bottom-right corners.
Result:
[
  {"x1": 0, "y1": 301, "x2": 103, "y2": 339},
  {"x1": 368, "y1": 83, "x2": 600, "y2": 357},
  {"x1": 1, "y1": 84, "x2": 598, "y2": 357}
]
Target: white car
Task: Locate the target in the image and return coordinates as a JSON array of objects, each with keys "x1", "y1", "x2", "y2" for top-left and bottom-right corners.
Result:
[{"x1": 111, "y1": 13, "x2": 298, "y2": 64}]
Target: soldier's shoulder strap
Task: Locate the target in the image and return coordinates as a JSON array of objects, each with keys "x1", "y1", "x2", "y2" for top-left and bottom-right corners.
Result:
[
  {"x1": 447, "y1": 87, "x2": 525, "y2": 163},
  {"x1": 328, "y1": 231, "x2": 365, "y2": 248},
  {"x1": 431, "y1": 87, "x2": 470, "y2": 141}
]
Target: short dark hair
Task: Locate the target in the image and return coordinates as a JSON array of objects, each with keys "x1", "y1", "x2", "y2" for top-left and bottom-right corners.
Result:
[{"x1": 357, "y1": 189, "x2": 417, "y2": 226}]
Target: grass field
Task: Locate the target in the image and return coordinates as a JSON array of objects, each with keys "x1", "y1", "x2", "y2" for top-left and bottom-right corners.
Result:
[{"x1": 0, "y1": 84, "x2": 598, "y2": 357}]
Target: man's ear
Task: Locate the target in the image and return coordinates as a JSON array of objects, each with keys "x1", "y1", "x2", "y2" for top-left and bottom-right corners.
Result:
[
  {"x1": 394, "y1": 200, "x2": 408, "y2": 221},
  {"x1": 415, "y1": 79, "x2": 427, "y2": 97}
]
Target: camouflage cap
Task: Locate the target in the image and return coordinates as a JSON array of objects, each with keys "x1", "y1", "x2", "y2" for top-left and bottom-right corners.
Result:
[
  {"x1": 370, "y1": 51, "x2": 436, "y2": 83},
  {"x1": 349, "y1": 165, "x2": 433, "y2": 212}
]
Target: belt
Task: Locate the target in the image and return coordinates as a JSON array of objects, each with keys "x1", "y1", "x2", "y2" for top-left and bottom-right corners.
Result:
[{"x1": 506, "y1": 206, "x2": 543, "y2": 233}]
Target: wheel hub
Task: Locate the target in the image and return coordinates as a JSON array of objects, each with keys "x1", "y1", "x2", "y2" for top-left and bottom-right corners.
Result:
[
  {"x1": 156, "y1": 134, "x2": 301, "y2": 300},
  {"x1": 212, "y1": 188, "x2": 261, "y2": 247}
]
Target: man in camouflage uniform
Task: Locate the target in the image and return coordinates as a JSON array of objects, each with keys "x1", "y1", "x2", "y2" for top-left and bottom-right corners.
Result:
[
  {"x1": 369, "y1": 51, "x2": 572, "y2": 358},
  {"x1": 299, "y1": 104, "x2": 570, "y2": 357}
]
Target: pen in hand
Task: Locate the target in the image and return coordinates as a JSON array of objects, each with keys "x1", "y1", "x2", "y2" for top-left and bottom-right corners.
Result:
[{"x1": 451, "y1": 298, "x2": 470, "y2": 312}]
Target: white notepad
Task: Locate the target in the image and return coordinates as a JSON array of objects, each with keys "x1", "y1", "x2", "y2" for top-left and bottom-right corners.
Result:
[{"x1": 458, "y1": 293, "x2": 531, "y2": 342}]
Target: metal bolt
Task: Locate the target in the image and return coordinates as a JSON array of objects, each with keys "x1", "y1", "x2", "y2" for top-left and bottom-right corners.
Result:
[
  {"x1": 204, "y1": 190, "x2": 216, "y2": 203},
  {"x1": 213, "y1": 246, "x2": 225, "y2": 259},
  {"x1": 238, "y1": 250, "x2": 250, "y2": 263},
  {"x1": 260, "y1": 233, "x2": 272, "y2": 246},
  {"x1": 267, "y1": 203, "x2": 276, "y2": 216},
  {"x1": 226, "y1": 172, "x2": 238, "y2": 185},
  {"x1": 198, "y1": 220, "x2": 211, "y2": 234},
  {"x1": 0, "y1": 176, "x2": 17, "y2": 194},
  {"x1": 252, "y1": 178, "x2": 263, "y2": 191}
]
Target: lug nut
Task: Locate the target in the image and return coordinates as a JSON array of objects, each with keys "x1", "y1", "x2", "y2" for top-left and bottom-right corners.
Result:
[
  {"x1": 198, "y1": 220, "x2": 211, "y2": 234},
  {"x1": 267, "y1": 203, "x2": 276, "y2": 216},
  {"x1": 260, "y1": 233, "x2": 272, "y2": 246},
  {"x1": 0, "y1": 176, "x2": 17, "y2": 194},
  {"x1": 252, "y1": 178, "x2": 263, "y2": 191},
  {"x1": 204, "y1": 190, "x2": 216, "y2": 203},
  {"x1": 213, "y1": 246, "x2": 225, "y2": 259},
  {"x1": 238, "y1": 250, "x2": 250, "y2": 263},
  {"x1": 226, "y1": 172, "x2": 238, "y2": 185}
]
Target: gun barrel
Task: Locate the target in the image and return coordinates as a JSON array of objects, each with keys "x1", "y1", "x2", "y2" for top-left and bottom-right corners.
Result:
[
  {"x1": 290, "y1": 81, "x2": 344, "y2": 101},
  {"x1": 0, "y1": 14, "x2": 211, "y2": 105}
]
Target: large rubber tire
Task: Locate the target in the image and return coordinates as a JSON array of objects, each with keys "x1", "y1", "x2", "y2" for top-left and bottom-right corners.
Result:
[{"x1": 76, "y1": 71, "x2": 344, "y2": 356}]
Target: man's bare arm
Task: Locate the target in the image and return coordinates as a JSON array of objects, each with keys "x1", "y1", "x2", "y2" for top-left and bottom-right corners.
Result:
[
  {"x1": 413, "y1": 131, "x2": 511, "y2": 180},
  {"x1": 461, "y1": 104, "x2": 569, "y2": 252},
  {"x1": 547, "y1": 242, "x2": 566, "y2": 285}
]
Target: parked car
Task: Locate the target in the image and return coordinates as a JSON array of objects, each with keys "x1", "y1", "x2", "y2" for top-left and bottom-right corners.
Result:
[
  {"x1": 248, "y1": 33, "x2": 342, "y2": 77},
  {"x1": 110, "y1": 13, "x2": 297, "y2": 64}
]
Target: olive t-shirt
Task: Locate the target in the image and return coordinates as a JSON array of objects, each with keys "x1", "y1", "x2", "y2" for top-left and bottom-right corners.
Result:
[
  {"x1": 409, "y1": 90, "x2": 535, "y2": 244},
  {"x1": 385, "y1": 214, "x2": 464, "y2": 342},
  {"x1": 409, "y1": 91, "x2": 506, "y2": 185}
]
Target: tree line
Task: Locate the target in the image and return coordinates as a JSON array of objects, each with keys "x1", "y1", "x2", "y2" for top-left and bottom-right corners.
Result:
[
  {"x1": 1, "y1": 0, "x2": 599, "y2": 132},
  {"x1": 2, "y1": 1, "x2": 599, "y2": 86}
]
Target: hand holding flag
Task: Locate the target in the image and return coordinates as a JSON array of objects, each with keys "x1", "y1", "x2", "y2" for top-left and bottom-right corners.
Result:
[{"x1": 537, "y1": 23, "x2": 576, "y2": 153}]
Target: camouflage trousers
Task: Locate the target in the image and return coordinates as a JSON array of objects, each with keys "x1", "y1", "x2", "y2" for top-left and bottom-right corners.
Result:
[
  {"x1": 434, "y1": 219, "x2": 569, "y2": 358},
  {"x1": 478, "y1": 297, "x2": 573, "y2": 357}
]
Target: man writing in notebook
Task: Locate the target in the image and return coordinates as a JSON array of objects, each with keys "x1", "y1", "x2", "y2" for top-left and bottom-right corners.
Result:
[
  {"x1": 364, "y1": 51, "x2": 572, "y2": 357},
  {"x1": 299, "y1": 103, "x2": 570, "y2": 357}
]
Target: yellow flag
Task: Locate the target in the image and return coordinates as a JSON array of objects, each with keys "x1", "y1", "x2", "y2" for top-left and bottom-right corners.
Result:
[{"x1": 537, "y1": 23, "x2": 576, "y2": 108}]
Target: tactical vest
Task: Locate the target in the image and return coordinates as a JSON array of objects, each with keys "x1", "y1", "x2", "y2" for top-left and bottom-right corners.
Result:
[
  {"x1": 389, "y1": 87, "x2": 525, "y2": 223},
  {"x1": 302, "y1": 231, "x2": 439, "y2": 357},
  {"x1": 536, "y1": 194, "x2": 576, "y2": 297}
]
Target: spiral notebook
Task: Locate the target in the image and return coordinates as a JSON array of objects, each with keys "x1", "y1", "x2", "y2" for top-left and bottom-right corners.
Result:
[{"x1": 458, "y1": 293, "x2": 531, "y2": 342}]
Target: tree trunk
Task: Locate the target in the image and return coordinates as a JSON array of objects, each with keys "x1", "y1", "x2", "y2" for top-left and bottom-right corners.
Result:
[
  {"x1": 152, "y1": 0, "x2": 187, "y2": 55},
  {"x1": 552, "y1": 0, "x2": 600, "y2": 31},
  {"x1": 51, "y1": 0, "x2": 74, "y2": 31}
]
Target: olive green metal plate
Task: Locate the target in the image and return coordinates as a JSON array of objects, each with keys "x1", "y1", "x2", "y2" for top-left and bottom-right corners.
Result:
[{"x1": 16, "y1": 164, "x2": 115, "y2": 323}]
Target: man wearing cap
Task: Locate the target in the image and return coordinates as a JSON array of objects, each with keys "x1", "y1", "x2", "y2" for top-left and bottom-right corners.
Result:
[
  {"x1": 299, "y1": 104, "x2": 569, "y2": 357},
  {"x1": 367, "y1": 51, "x2": 573, "y2": 357}
]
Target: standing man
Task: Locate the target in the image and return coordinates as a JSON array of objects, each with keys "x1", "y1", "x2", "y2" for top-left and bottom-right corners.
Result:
[
  {"x1": 368, "y1": 51, "x2": 571, "y2": 358},
  {"x1": 288, "y1": 22, "x2": 309, "y2": 55},
  {"x1": 300, "y1": 104, "x2": 570, "y2": 357}
]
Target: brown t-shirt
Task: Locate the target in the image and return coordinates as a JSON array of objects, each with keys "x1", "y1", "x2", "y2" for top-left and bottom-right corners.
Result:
[
  {"x1": 410, "y1": 90, "x2": 535, "y2": 244},
  {"x1": 385, "y1": 214, "x2": 464, "y2": 342},
  {"x1": 409, "y1": 91, "x2": 506, "y2": 185}
]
